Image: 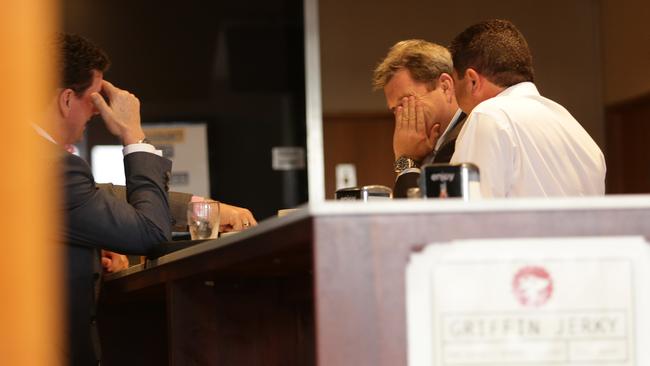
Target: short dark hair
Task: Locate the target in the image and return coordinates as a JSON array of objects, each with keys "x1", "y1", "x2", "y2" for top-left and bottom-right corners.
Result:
[
  {"x1": 57, "y1": 33, "x2": 110, "y2": 95},
  {"x1": 449, "y1": 19, "x2": 534, "y2": 87}
]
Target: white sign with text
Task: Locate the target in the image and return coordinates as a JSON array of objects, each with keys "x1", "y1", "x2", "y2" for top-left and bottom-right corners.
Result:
[
  {"x1": 406, "y1": 237, "x2": 650, "y2": 366},
  {"x1": 143, "y1": 123, "x2": 210, "y2": 197}
]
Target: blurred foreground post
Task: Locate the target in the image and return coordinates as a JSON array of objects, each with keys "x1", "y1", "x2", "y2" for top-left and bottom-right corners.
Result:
[{"x1": 0, "y1": 0, "x2": 62, "y2": 364}]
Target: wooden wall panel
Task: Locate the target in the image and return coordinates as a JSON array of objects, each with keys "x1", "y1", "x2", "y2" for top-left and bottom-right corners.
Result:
[
  {"x1": 605, "y1": 94, "x2": 650, "y2": 193},
  {"x1": 323, "y1": 113, "x2": 395, "y2": 198}
]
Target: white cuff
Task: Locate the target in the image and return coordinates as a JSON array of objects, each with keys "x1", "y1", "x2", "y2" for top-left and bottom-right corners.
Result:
[{"x1": 122, "y1": 143, "x2": 163, "y2": 157}]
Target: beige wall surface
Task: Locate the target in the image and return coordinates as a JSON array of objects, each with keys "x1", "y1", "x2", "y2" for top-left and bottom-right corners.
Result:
[
  {"x1": 601, "y1": 0, "x2": 650, "y2": 105},
  {"x1": 319, "y1": 0, "x2": 606, "y2": 147}
]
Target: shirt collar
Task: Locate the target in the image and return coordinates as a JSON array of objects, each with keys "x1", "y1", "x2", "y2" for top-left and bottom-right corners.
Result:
[
  {"x1": 422, "y1": 108, "x2": 464, "y2": 164},
  {"x1": 32, "y1": 124, "x2": 57, "y2": 144},
  {"x1": 496, "y1": 81, "x2": 539, "y2": 98},
  {"x1": 33, "y1": 123, "x2": 82, "y2": 155},
  {"x1": 435, "y1": 109, "x2": 463, "y2": 150}
]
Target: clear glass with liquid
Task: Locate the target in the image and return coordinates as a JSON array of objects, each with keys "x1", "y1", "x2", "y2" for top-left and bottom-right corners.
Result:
[{"x1": 187, "y1": 201, "x2": 220, "y2": 240}]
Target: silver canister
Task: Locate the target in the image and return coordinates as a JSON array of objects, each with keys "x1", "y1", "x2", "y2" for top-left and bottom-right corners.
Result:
[
  {"x1": 420, "y1": 163, "x2": 480, "y2": 201},
  {"x1": 335, "y1": 185, "x2": 392, "y2": 201}
]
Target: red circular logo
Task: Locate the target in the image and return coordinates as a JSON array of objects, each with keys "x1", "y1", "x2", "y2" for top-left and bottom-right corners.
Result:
[{"x1": 512, "y1": 266, "x2": 553, "y2": 307}]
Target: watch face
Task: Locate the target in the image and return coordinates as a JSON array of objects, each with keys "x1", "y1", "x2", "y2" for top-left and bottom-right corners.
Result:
[{"x1": 394, "y1": 157, "x2": 416, "y2": 172}]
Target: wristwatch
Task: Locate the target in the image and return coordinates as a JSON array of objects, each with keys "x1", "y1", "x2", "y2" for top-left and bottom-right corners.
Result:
[
  {"x1": 393, "y1": 156, "x2": 419, "y2": 173},
  {"x1": 136, "y1": 137, "x2": 151, "y2": 145}
]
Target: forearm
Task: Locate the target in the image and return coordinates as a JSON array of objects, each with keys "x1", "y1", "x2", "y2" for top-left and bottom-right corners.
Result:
[
  {"x1": 123, "y1": 152, "x2": 173, "y2": 243},
  {"x1": 97, "y1": 183, "x2": 192, "y2": 231}
]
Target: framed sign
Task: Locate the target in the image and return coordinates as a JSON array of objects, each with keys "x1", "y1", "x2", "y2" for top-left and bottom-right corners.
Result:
[
  {"x1": 143, "y1": 123, "x2": 210, "y2": 197},
  {"x1": 407, "y1": 237, "x2": 650, "y2": 366}
]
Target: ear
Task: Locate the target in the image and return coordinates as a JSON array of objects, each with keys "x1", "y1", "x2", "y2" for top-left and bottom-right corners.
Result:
[
  {"x1": 438, "y1": 73, "x2": 455, "y2": 102},
  {"x1": 58, "y1": 88, "x2": 74, "y2": 118},
  {"x1": 465, "y1": 68, "x2": 481, "y2": 95}
]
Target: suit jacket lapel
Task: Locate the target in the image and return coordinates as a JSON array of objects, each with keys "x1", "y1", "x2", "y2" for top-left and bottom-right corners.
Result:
[
  {"x1": 432, "y1": 112, "x2": 467, "y2": 163},
  {"x1": 443, "y1": 112, "x2": 467, "y2": 144}
]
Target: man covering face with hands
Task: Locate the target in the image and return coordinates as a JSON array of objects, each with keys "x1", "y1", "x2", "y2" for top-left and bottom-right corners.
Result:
[{"x1": 373, "y1": 40, "x2": 466, "y2": 197}]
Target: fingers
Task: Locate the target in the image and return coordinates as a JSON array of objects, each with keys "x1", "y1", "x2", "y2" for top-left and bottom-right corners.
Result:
[
  {"x1": 219, "y1": 203, "x2": 257, "y2": 232},
  {"x1": 240, "y1": 210, "x2": 257, "y2": 229},
  {"x1": 100, "y1": 80, "x2": 118, "y2": 98},
  {"x1": 118, "y1": 255, "x2": 129, "y2": 269},
  {"x1": 234, "y1": 208, "x2": 256, "y2": 229},
  {"x1": 93, "y1": 81, "x2": 143, "y2": 143},
  {"x1": 231, "y1": 220, "x2": 243, "y2": 231},
  {"x1": 396, "y1": 96, "x2": 418, "y2": 131},
  {"x1": 407, "y1": 96, "x2": 416, "y2": 130},
  {"x1": 92, "y1": 80, "x2": 117, "y2": 112},
  {"x1": 246, "y1": 211, "x2": 258, "y2": 226},
  {"x1": 99, "y1": 80, "x2": 135, "y2": 105},
  {"x1": 415, "y1": 99, "x2": 425, "y2": 133},
  {"x1": 392, "y1": 94, "x2": 438, "y2": 161},
  {"x1": 91, "y1": 93, "x2": 122, "y2": 137},
  {"x1": 395, "y1": 105, "x2": 404, "y2": 130},
  {"x1": 91, "y1": 92, "x2": 112, "y2": 117},
  {"x1": 101, "y1": 251, "x2": 129, "y2": 273}
]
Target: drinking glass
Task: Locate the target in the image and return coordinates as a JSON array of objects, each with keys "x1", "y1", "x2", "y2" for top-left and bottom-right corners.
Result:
[{"x1": 187, "y1": 201, "x2": 220, "y2": 240}]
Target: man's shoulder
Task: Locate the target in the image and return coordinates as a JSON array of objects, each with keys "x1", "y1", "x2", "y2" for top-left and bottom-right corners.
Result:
[
  {"x1": 478, "y1": 89, "x2": 573, "y2": 127},
  {"x1": 471, "y1": 90, "x2": 550, "y2": 128},
  {"x1": 466, "y1": 100, "x2": 514, "y2": 132},
  {"x1": 61, "y1": 151, "x2": 92, "y2": 173},
  {"x1": 475, "y1": 92, "x2": 533, "y2": 112}
]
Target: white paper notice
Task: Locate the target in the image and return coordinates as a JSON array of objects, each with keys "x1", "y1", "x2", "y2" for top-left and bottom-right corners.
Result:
[{"x1": 406, "y1": 237, "x2": 650, "y2": 366}]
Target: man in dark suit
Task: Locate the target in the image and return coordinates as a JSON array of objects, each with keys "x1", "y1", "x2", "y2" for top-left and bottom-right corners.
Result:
[
  {"x1": 33, "y1": 33, "x2": 173, "y2": 365},
  {"x1": 37, "y1": 33, "x2": 255, "y2": 365},
  {"x1": 373, "y1": 40, "x2": 466, "y2": 197}
]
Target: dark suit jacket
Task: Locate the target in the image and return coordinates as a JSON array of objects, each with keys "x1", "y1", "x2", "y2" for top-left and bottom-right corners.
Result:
[
  {"x1": 62, "y1": 150, "x2": 172, "y2": 365},
  {"x1": 97, "y1": 183, "x2": 192, "y2": 231},
  {"x1": 393, "y1": 112, "x2": 467, "y2": 198}
]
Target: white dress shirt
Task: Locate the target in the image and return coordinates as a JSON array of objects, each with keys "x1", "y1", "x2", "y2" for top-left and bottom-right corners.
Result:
[{"x1": 451, "y1": 82, "x2": 606, "y2": 198}]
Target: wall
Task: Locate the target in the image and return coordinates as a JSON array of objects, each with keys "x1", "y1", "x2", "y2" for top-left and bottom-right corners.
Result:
[
  {"x1": 318, "y1": 0, "x2": 605, "y2": 144},
  {"x1": 600, "y1": 1, "x2": 650, "y2": 194},
  {"x1": 63, "y1": 0, "x2": 309, "y2": 219},
  {"x1": 323, "y1": 114, "x2": 394, "y2": 198},
  {"x1": 318, "y1": 0, "x2": 606, "y2": 196},
  {"x1": 601, "y1": 0, "x2": 650, "y2": 105}
]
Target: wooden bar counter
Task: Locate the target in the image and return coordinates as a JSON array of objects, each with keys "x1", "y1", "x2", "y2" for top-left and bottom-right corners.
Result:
[{"x1": 98, "y1": 196, "x2": 650, "y2": 365}]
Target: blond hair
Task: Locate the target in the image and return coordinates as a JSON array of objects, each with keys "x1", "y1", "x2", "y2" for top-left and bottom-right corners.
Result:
[{"x1": 372, "y1": 39, "x2": 452, "y2": 91}]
